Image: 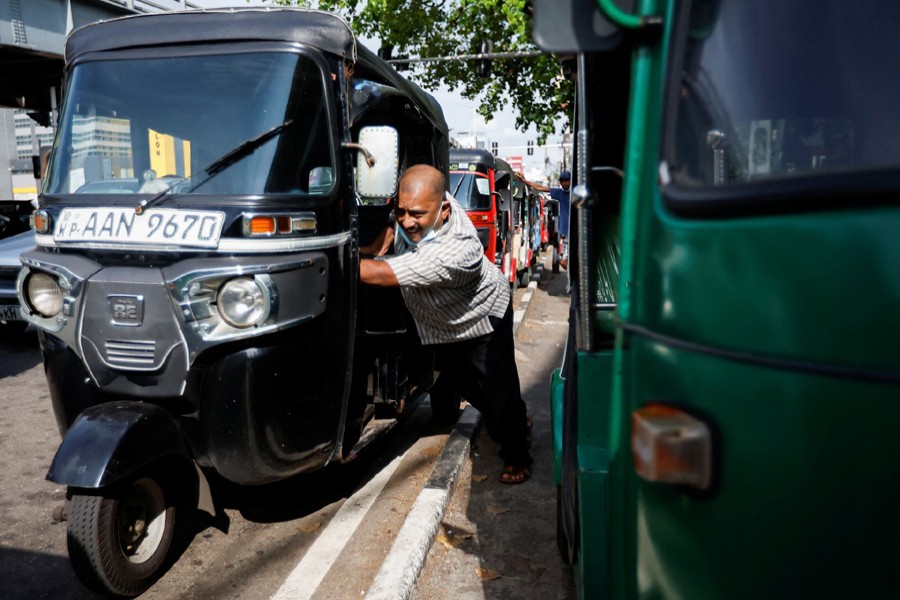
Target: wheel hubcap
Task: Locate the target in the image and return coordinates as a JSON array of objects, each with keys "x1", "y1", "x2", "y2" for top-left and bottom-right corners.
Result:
[{"x1": 116, "y1": 478, "x2": 167, "y2": 564}]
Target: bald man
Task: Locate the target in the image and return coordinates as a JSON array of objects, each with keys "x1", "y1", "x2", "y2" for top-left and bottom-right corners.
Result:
[{"x1": 360, "y1": 164, "x2": 533, "y2": 484}]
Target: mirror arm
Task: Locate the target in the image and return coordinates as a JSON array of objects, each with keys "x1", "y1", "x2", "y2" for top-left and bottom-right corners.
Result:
[
  {"x1": 343, "y1": 142, "x2": 376, "y2": 167},
  {"x1": 595, "y1": 0, "x2": 662, "y2": 31}
]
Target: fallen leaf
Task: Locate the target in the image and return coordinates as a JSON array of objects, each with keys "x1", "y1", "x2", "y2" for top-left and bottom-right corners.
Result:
[
  {"x1": 436, "y1": 526, "x2": 472, "y2": 549},
  {"x1": 472, "y1": 474, "x2": 488, "y2": 482},
  {"x1": 297, "y1": 521, "x2": 321, "y2": 534},
  {"x1": 476, "y1": 567, "x2": 502, "y2": 581},
  {"x1": 486, "y1": 504, "x2": 509, "y2": 515}
]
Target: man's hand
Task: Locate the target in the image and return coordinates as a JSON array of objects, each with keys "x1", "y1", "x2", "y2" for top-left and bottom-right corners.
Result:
[
  {"x1": 359, "y1": 226, "x2": 395, "y2": 257},
  {"x1": 360, "y1": 258, "x2": 400, "y2": 287}
]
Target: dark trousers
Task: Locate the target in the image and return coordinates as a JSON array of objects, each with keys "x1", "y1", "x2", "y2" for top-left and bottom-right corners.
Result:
[{"x1": 431, "y1": 302, "x2": 532, "y2": 467}]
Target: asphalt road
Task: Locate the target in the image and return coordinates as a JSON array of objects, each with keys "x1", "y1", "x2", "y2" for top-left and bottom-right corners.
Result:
[{"x1": 0, "y1": 252, "x2": 574, "y2": 600}]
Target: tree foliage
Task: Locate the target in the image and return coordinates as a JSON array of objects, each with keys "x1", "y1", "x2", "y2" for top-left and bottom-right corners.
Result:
[{"x1": 270, "y1": 0, "x2": 573, "y2": 143}]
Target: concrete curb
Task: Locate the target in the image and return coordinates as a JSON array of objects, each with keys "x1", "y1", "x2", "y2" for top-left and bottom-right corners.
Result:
[
  {"x1": 364, "y1": 406, "x2": 481, "y2": 600},
  {"x1": 513, "y1": 263, "x2": 543, "y2": 337},
  {"x1": 365, "y1": 262, "x2": 543, "y2": 600}
]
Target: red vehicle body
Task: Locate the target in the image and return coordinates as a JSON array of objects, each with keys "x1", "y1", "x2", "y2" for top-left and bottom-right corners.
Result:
[
  {"x1": 539, "y1": 193, "x2": 549, "y2": 247},
  {"x1": 449, "y1": 148, "x2": 515, "y2": 281}
]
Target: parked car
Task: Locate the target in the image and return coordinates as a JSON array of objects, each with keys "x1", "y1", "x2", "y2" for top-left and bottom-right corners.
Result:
[
  {"x1": 0, "y1": 229, "x2": 35, "y2": 335},
  {"x1": 0, "y1": 200, "x2": 33, "y2": 240}
]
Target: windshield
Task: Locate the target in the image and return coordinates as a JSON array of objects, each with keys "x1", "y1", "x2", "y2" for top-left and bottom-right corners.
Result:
[
  {"x1": 450, "y1": 172, "x2": 492, "y2": 211},
  {"x1": 45, "y1": 51, "x2": 334, "y2": 196},
  {"x1": 668, "y1": 0, "x2": 900, "y2": 187}
]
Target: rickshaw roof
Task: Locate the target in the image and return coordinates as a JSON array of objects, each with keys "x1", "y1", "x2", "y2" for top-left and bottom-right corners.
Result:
[
  {"x1": 66, "y1": 9, "x2": 357, "y2": 64},
  {"x1": 494, "y1": 157, "x2": 515, "y2": 174},
  {"x1": 64, "y1": 8, "x2": 448, "y2": 138},
  {"x1": 450, "y1": 148, "x2": 496, "y2": 169}
]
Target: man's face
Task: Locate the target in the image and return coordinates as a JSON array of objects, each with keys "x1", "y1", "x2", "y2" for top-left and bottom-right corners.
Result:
[
  {"x1": 560, "y1": 178, "x2": 571, "y2": 191},
  {"x1": 395, "y1": 187, "x2": 449, "y2": 243}
]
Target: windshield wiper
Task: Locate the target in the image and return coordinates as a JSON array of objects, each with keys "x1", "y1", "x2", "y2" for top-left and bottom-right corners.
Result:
[{"x1": 136, "y1": 119, "x2": 294, "y2": 214}]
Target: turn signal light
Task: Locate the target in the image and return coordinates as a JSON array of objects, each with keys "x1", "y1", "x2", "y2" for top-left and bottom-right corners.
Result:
[
  {"x1": 243, "y1": 213, "x2": 317, "y2": 237},
  {"x1": 249, "y1": 216, "x2": 277, "y2": 235},
  {"x1": 32, "y1": 210, "x2": 50, "y2": 234},
  {"x1": 469, "y1": 213, "x2": 491, "y2": 224},
  {"x1": 632, "y1": 403, "x2": 712, "y2": 490}
]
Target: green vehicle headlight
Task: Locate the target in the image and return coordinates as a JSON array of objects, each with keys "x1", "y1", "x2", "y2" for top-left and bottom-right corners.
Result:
[
  {"x1": 26, "y1": 271, "x2": 64, "y2": 318},
  {"x1": 216, "y1": 277, "x2": 267, "y2": 328}
]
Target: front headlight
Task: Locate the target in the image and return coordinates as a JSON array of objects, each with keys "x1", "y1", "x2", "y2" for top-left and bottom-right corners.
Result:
[
  {"x1": 26, "y1": 271, "x2": 64, "y2": 317},
  {"x1": 216, "y1": 277, "x2": 267, "y2": 328}
]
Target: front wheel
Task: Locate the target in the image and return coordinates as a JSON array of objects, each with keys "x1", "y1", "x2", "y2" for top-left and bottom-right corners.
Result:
[{"x1": 67, "y1": 476, "x2": 176, "y2": 597}]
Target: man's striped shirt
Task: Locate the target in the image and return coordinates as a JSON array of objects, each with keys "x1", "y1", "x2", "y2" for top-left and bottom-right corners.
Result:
[{"x1": 386, "y1": 195, "x2": 511, "y2": 345}]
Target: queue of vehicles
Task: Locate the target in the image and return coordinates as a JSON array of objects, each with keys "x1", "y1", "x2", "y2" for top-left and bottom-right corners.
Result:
[{"x1": 449, "y1": 148, "x2": 550, "y2": 291}]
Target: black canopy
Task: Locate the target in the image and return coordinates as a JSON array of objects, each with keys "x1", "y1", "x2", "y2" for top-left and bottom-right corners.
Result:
[
  {"x1": 450, "y1": 148, "x2": 497, "y2": 170},
  {"x1": 66, "y1": 9, "x2": 356, "y2": 64},
  {"x1": 64, "y1": 8, "x2": 447, "y2": 141}
]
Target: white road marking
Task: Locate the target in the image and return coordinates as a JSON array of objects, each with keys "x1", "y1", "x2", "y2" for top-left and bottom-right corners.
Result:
[
  {"x1": 363, "y1": 487, "x2": 447, "y2": 600},
  {"x1": 270, "y1": 453, "x2": 405, "y2": 600}
]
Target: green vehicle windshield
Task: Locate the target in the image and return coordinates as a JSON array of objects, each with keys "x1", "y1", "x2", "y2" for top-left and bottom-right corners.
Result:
[
  {"x1": 45, "y1": 51, "x2": 334, "y2": 197},
  {"x1": 668, "y1": 0, "x2": 900, "y2": 187}
]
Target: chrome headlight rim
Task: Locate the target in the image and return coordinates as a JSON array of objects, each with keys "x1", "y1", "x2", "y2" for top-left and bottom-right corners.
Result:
[
  {"x1": 25, "y1": 270, "x2": 64, "y2": 318},
  {"x1": 215, "y1": 276, "x2": 270, "y2": 329}
]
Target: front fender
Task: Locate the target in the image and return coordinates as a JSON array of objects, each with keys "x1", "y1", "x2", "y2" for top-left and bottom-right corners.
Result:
[{"x1": 47, "y1": 401, "x2": 191, "y2": 489}]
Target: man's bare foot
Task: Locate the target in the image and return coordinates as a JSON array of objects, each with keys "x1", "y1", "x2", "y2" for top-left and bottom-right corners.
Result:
[
  {"x1": 559, "y1": 258, "x2": 568, "y2": 270},
  {"x1": 499, "y1": 465, "x2": 531, "y2": 484}
]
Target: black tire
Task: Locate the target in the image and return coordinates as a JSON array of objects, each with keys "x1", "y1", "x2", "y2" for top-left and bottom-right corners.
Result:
[
  {"x1": 556, "y1": 485, "x2": 571, "y2": 562},
  {"x1": 552, "y1": 246, "x2": 560, "y2": 274},
  {"x1": 518, "y1": 265, "x2": 531, "y2": 287},
  {"x1": 67, "y1": 476, "x2": 176, "y2": 597},
  {"x1": 557, "y1": 325, "x2": 579, "y2": 565},
  {"x1": 429, "y1": 386, "x2": 462, "y2": 425}
]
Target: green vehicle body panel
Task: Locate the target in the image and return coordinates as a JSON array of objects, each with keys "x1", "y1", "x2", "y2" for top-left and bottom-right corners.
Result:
[
  {"x1": 546, "y1": 0, "x2": 900, "y2": 597},
  {"x1": 550, "y1": 367, "x2": 565, "y2": 485}
]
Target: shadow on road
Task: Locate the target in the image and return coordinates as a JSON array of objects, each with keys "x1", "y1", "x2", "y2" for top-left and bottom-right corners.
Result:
[
  {"x1": 0, "y1": 327, "x2": 41, "y2": 379},
  {"x1": 0, "y1": 547, "x2": 104, "y2": 599},
  {"x1": 540, "y1": 268, "x2": 570, "y2": 298},
  {"x1": 203, "y1": 399, "x2": 454, "y2": 526}
]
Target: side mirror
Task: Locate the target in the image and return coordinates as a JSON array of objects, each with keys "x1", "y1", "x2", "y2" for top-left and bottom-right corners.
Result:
[
  {"x1": 308, "y1": 166, "x2": 334, "y2": 195},
  {"x1": 533, "y1": 0, "x2": 634, "y2": 53},
  {"x1": 496, "y1": 189, "x2": 511, "y2": 212},
  {"x1": 354, "y1": 126, "x2": 399, "y2": 205}
]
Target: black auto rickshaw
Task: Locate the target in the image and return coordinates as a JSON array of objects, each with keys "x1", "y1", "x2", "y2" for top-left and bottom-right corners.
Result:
[{"x1": 18, "y1": 9, "x2": 449, "y2": 597}]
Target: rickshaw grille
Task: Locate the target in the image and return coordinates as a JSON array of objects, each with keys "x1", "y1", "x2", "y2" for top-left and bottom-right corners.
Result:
[{"x1": 104, "y1": 339, "x2": 157, "y2": 368}]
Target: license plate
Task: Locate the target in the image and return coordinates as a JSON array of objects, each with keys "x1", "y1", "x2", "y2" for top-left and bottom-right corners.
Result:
[
  {"x1": 0, "y1": 305, "x2": 20, "y2": 322},
  {"x1": 55, "y1": 208, "x2": 225, "y2": 248}
]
